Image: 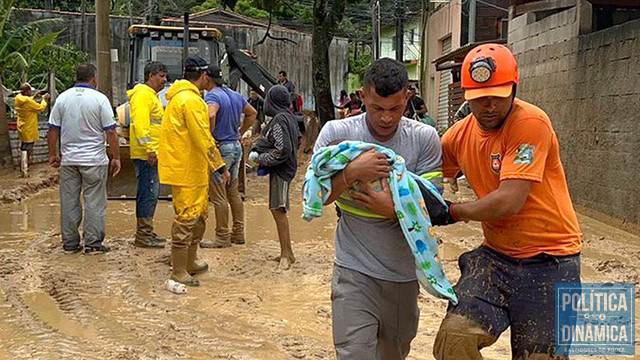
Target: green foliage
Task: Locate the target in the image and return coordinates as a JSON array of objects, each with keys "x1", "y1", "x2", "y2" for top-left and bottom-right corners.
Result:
[
  {"x1": 15, "y1": 0, "x2": 82, "y2": 12},
  {"x1": 348, "y1": 43, "x2": 372, "y2": 83},
  {"x1": 191, "y1": 0, "x2": 222, "y2": 13},
  {"x1": 235, "y1": 0, "x2": 269, "y2": 19},
  {"x1": 4, "y1": 43, "x2": 90, "y2": 91}
]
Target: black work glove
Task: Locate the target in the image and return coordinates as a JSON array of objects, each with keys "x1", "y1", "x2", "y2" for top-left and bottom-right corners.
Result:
[{"x1": 417, "y1": 181, "x2": 457, "y2": 226}]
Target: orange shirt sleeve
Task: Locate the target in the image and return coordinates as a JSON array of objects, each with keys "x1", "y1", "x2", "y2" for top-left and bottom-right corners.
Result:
[
  {"x1": 441, "y1": 129, "x2": 460, "y2": 179},
  {"x1": 500, "y1": 117, "x2": 553, "y2": 183}
]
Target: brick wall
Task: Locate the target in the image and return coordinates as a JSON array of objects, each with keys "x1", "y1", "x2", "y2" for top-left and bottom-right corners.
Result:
[
  {"x1": 508, "y1": 8, "x2": 640, "y2": 231},
  {"x1": 462, "y1": 0, "x2": 510, "y2": 43}
]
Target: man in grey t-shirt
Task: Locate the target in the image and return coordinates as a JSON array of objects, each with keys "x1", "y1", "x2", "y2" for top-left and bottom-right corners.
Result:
[
  {"x1": 48, "y1": 63, "x2": 121, "y2": 255},
  {"x1": 314, "y1": 58, "x2": 443, "y2": 360}
]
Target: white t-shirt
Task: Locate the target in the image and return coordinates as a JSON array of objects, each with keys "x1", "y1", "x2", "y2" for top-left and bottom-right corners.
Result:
[{"x1": 49, "y1": 85, "x2": 116, "y2": 166}]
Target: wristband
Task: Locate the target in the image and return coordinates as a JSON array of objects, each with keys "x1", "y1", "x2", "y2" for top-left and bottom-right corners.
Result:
[
  {"x1": 448, "y1": 203, "x2": 460, "y2": 223},
  {"x1": 216, "y1": 166, "x2": 226, "y2": 175}
]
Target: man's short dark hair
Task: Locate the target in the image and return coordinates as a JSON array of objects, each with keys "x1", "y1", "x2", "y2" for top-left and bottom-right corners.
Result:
[
  {"x1": 184, "y1": 69, "x2": 205, "y2": 81},
  {"x1": 363, "y1": 58, "x2": 408, "y2": 97},
  {"x1": 76, "y1": 63, "x2": 97, "y2": 83},
  {"x1": 144, "y1": 61, "x2": 167, "y2": 81},
  {"x1": 279, "y1": 70, "x2": 287, "y2": 77}
]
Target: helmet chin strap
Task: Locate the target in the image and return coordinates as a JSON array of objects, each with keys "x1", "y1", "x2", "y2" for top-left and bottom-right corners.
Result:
[{"x1": 498, "y1": 84, "x2": 518, "y2": 127}]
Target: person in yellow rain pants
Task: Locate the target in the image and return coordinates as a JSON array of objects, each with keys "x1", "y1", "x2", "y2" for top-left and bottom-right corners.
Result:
[
  {"x1": 15, "y1": 83, "x2": 50, "y2": 177},
  {"x1": 128, "y1": 61, "x2": 168, "y2": 248},
  {"x1": 158, "y1": 56, "x2": 228, "y2": 287}
]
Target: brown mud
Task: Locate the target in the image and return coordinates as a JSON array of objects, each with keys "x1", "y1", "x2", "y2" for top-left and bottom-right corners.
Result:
[
  {"x1": 0, "y1": 171, "x2": 638, "y2": 359},
  {"x1": 0, "y1": 164, "x2": 58, "y2": 204}
]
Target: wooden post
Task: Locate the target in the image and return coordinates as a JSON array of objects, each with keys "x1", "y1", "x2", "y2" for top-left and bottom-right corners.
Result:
[{"x1": 95, "y1": 0, "x2": 113, "y2": 101}]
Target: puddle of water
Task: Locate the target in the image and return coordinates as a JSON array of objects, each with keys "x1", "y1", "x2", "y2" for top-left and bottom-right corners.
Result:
[
  {"x1": 22, "y1": 292, "x2": 99, "y2": 340},
  {"x1": 0, "y1": 188, "x2": 337, "y2": 246}
]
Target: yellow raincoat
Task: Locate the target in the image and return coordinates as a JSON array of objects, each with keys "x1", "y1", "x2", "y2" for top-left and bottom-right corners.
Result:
[
  {"x1": 127, "y1": 83, "x2": 164, "y2": 160},
  {"x1": 158, "y1": 80, "x2": 225, "y2": 221},
  {"x1": 15, "y1": 94, "x2": 47, "y2": 143}
]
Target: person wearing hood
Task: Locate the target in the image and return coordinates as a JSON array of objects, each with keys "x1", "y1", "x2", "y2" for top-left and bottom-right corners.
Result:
[
  {"x1": 158, "y1": 56, "x2": 227, "y2": 287},
  {"x1": 249, "y1": 85, "x2": 301, "y2": 270},
  {"x1": 15, "y1": 82, "x2": 50, "y2": 177},
  {"x1": 128, "y1": 61, "x2": 167, "y2": 249}
]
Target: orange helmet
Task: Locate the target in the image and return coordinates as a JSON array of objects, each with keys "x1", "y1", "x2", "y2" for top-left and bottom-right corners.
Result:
[{"x1": 461, "y1": 43, "x2": 519, "y2": 100}]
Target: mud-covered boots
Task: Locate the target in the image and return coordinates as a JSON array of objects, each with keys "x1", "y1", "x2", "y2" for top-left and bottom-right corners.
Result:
[
  {"x1": 170, "y1": 219, "x2": 199, "y2": 286},
  {"x1": 188, "y1": 215, "x2": 209, "y2": 275},
  {"x1": 170, "y1": 247, "x2": 199, "y2": 286},
  {"x1": 134, "y1": 218, "x2": 165, "y2": 248},
  {"x1": 187, "y1": 245, "x2": 209, "y2": 275}
]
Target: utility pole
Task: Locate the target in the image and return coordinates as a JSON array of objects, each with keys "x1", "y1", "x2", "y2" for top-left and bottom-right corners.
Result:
[
  {"x1": 182, "y1": 13, "x2": 190, "y2": 68},
  {"x1": 372, "y1": 0, "x2": 380, "y2": 60},
  {"x1": 128, "y1": 0, "x2": 133, "y2": 26},
  {"x1": 395, "y1": 0, "x2": 405, "y2": 62},
  {"x1": 81, "y1": 0, "x2": 87, "y2": 52},
  {"x1": 96, "y1": 0, "x2": 113, "y2": 101},
  {"x1": 468, "y1": 0, "x2": 477, "y2": 43},
  {"x1": 419, "y1": 0, "x2": 433, "y2": 119}
]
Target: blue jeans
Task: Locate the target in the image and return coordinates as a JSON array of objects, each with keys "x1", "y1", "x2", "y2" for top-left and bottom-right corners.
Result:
[
  {"x1": 213, "y1": 141, "x2": 243, "y2": 183},
  {"x1": 133, "y1": 159, "x2": 159, "y2": 219}
]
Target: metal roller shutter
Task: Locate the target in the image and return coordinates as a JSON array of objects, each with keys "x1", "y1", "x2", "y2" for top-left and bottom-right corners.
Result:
[{"x1": 437, "y1": 37, "x2": 452, "y2": 129}]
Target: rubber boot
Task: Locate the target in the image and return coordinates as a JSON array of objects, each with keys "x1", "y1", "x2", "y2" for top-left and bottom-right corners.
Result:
[
  {"x1": 170, "y1": 219, "x2": 199, "y2": 286},
  {"x1": 134, "y1": 218, "x2": 165, "y2": 248},
  {"x1": 20, "y1": 151, "x2": 28, "y2": 178},
  {"x1": 152, "y1": 232, "x2": 167, "y2": 243},
  {"x1": 187, "y1": 216, "x2": 209, "y2": 275},
  {"x1": 228, "y1": 180, "x2": 245, "y2": 245}
]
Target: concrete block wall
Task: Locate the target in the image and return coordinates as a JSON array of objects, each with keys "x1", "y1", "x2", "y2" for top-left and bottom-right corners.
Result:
[{"x1": 508, "y1": 9, "x2": 640, "y2": 231}]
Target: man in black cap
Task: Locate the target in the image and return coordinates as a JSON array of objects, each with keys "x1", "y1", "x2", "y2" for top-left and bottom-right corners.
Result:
[
  {"x1": 158, "y1": 56, "x2": 226, "y2": 286},
  {"x1": 201, "y1": 65, "x2": 257, "y2": 249}
]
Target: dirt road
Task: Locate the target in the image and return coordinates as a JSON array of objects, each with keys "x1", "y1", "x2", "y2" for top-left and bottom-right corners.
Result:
[{"x1": 0, "y1": 171, "x2": 637, "y2": 359}]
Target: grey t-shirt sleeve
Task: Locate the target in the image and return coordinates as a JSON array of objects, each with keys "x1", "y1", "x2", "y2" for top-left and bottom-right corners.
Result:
[
  {"x1": 313, "y1": 121, "x2": 341, "y2": 152},
  {"x1": 100, "y1": 97, "x2": 116, "y2": 130},
  {"x1": 415, "y1": 126, "x2": 443, "y2": 175}
]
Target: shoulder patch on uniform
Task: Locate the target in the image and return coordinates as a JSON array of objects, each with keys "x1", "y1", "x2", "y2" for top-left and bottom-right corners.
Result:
[{"x1": 514, "y1": 144, "x2": 535, "y2": 165}]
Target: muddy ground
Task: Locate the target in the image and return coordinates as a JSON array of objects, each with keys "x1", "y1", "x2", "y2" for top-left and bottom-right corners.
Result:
[{"x1": 0, "y1": 166, "x2": 638, "y2": 359}]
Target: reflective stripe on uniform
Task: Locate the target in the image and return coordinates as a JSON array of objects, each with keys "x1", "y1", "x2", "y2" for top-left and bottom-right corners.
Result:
[
  {"x1": 335, "y1": 200, "x2": 386, "y2": 219},
  {"x1": 137, "y1": 137, "x2": 151, "y2": 145},
  {"x1": 124, "y1": 103, "x2": 131, "y2": 128},
  {"x1": 150, "y1": 118, "x2": 162, "y2": 125},
  {"x1": 421, "y1": 171, "x2": 444, "y2": 193},
  {"x1": 420, "y1": 171, "x2": 444, "y2": 180}
]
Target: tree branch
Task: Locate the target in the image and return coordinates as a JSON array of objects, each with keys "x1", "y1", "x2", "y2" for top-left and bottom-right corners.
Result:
[{"x1": 255, "y1": 12, "x2": 297, "y2": 45}]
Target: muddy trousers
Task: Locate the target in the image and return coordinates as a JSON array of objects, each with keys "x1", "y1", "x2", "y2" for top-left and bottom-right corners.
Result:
[
  {"x1": 210, "y1": 141, "x2": 244, "y2": 243},
  {"x1": 434, "y1": 246, "x2": 581, "y2": 360},
  {"x1": 210, "y1": 183, "x2": 243, "y2": 244},
  {"x1": 59, "y1": 165, "x2": 108, "y2": 250},
  {"x1": 171, "y1": 185, "x2": 209, "y2": 235},
  {"x1": 332, "y1": 265, "x2": 420, "y2": 360},
  {"x1": 170, "y1": 185, "x2": 209, "y2": 284}
]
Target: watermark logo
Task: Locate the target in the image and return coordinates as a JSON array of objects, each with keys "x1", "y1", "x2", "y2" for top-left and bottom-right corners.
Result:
[{"x1": 556, "y1": 283, "x2": 635, "y2": 355}]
